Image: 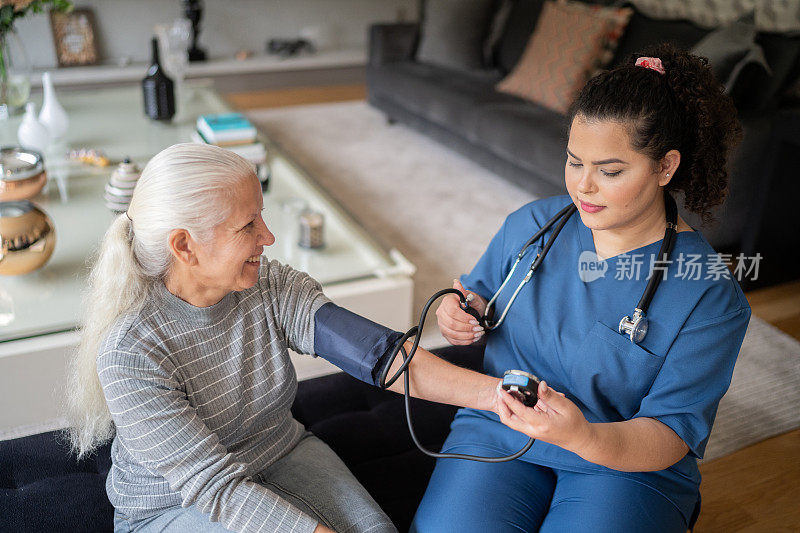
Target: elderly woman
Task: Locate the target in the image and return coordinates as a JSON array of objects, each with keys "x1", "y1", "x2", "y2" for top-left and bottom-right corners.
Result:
[
  {"x1": 66, "y1": 143, "x2": 501, "y2": 533},
  {"x1": 415, "y1": 43, "x2": 751, "y2": 532}
]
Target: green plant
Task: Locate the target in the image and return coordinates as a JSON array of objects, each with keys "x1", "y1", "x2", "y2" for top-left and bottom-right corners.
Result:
[
  {"x1": 0, "y1": 0, "x2": 72, "y2": 35},
  {"x1": 0, "y1": 0, "x2": 71, "y2": 109}
]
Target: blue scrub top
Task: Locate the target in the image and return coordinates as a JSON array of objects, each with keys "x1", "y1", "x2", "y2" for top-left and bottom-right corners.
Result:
[{"x1": 447, "y1": 195, "x2": 751, "y2": 523}]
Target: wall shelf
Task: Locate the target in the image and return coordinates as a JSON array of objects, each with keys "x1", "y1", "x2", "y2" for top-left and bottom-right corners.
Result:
[{"x1": 32, "y1": 48, "x2": 367, "y2": 88}]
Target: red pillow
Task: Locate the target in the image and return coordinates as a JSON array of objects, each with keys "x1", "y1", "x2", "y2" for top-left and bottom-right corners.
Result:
[{"x1": 496, "y1": 0, "x2": 633, "y2": 114}]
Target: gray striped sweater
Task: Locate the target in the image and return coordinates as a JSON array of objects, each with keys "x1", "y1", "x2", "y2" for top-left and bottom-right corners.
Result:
[{"x1": 98, "y1": 260, "x2": 330, "y2": 532}]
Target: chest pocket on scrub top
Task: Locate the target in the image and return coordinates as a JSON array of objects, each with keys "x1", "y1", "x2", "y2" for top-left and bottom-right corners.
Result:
[{"x1": 567, "y1": 321, "x2": 666, "y2": 421}]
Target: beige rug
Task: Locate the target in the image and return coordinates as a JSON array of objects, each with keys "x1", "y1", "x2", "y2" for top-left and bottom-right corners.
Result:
[
  {"x1": 247, "y1": 100, "x2": 800, "y2": 461},
  {"x1": 251, "y1": 101, "x2": 536, "y2": 316}
]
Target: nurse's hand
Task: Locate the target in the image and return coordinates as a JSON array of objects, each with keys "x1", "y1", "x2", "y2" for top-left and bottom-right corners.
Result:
[
  {"x1": 496, "y1": 380, "x2": 595, "y2": 455},
  {"x1": 436, "y1": 279, "x2": 488, "y2": 345}
]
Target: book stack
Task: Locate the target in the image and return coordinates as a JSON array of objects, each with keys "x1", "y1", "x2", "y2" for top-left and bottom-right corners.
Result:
[{"x1": 192, "y1": 113, "x2": 267, "y2": 165}]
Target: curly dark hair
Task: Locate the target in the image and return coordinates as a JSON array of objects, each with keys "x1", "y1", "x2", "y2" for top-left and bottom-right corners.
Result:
[{"x1": 566, "y1": 42, "x2": 743, "y2": 223}]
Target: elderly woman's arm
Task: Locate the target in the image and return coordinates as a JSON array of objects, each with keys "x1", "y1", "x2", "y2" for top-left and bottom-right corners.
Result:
[
  {"x1": 263, "y1": 259, "x2": 502, "y2": 413},
  {"x1": 261, "y1": 259, "x2": 330, "y2": 356}
]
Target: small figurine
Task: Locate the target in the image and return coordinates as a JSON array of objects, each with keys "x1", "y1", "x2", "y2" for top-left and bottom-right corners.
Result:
[
  {"x1": 104, "y1": 157, "x2": 142, "y2": 213},
  {"x1": 183, "y1": 0, "x2": 207, "y2": 62},
  {"x1": 235, "y1": 49, "x2": 253, "y2": 61}
]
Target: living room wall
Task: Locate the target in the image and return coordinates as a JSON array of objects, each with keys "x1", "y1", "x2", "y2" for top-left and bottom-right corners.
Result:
[{"x1": 17, "y1": 0, "x2": 418, "y2": 70}]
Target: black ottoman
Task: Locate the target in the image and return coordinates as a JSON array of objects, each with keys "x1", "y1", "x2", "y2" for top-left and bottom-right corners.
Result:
[{"x1": 0, "y1": 344, "x2": 485, "y2": 532}]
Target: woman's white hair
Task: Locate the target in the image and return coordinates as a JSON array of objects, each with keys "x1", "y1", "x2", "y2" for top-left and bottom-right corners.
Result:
[{"x1": 66, "y1": 143, "x2": 256, "y2": 458}]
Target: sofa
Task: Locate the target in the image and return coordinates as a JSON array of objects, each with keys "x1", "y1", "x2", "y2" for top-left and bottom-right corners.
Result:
[
  {"x1": 366, "y1": 0, "x2": 800, "y2": 278},
  {"x1": 0, "y1": 344, "x2": 485, "y2": 532}
]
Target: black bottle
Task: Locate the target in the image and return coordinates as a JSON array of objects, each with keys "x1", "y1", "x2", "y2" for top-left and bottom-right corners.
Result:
[{"x1": 142, "y1": 37, "x2": 175, "y2": 122}]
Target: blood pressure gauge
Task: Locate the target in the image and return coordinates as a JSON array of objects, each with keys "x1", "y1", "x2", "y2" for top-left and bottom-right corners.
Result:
[{"x1": 501, "y1": 370, "x2": 540, "y2": 407}]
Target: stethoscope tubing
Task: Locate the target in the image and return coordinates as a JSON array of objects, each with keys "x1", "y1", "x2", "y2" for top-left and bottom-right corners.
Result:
[
  {"x1": 635, "y1": 194, "x2": 678, "y2": 313},
  {"x1": 484, "y1": 203, "x2": 578, "y2": 330}
]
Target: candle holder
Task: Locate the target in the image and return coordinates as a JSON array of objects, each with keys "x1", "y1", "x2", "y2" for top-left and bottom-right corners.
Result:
[
  {"x1": 298, "y1": 209, "x2": 325, "y2": 249},
  {"x1": 183, "y1": 0, "x2": 207, "y2": 62}
]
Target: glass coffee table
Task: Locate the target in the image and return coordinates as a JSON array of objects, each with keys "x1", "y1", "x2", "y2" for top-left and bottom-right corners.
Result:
[{"x1": 0, "y1": 81, "x2": 415, "y2": 438}]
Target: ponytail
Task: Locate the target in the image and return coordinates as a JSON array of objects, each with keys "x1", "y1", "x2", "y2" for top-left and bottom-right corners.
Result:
[
  {"x1": 658, "y1": 45, "x2": 743, "y2": 221},
  {"x1": 66, "y1": 213, "x2": 152, "y2": 457}
]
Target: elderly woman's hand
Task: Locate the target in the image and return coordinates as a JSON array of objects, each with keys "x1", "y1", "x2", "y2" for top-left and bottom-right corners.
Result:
[
  {"x1": 435, "y1": 279, "x2": 488, "y2": 345},
  {"x1": 496, "y1": 380, "x2": 595, "y2": 455}
]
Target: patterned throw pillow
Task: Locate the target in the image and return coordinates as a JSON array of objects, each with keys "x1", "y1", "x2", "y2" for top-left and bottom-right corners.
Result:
[{"x1": 496, "y1": 0, "x2": 633, "y2": 114}]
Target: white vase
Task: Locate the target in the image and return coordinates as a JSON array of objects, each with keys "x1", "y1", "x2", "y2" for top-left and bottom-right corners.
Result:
[
  {"x1": 38, "y1": 72, "x2": 68, "y2": 140},
  {"x1": 17, "y1": 102, "x2": 50, "y2": 153}
]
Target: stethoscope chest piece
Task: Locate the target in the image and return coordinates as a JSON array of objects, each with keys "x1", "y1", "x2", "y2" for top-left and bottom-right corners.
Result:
[{"x1": 619, "y1": 308, "x2": 649, "y2": 344}]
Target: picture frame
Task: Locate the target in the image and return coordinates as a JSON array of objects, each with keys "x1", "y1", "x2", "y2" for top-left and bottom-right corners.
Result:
[{"x1": 50, "y1": 8, "x2": 99, "y2": 67}]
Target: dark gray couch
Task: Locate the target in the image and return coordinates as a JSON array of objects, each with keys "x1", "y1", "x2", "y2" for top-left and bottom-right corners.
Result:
[{"x1": 367, "y1": 0, "x2": 800, "y2": 266}]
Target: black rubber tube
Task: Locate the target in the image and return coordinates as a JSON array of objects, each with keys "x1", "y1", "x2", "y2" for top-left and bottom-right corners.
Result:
[
  {"x1": 636, "y1": 194, "x2": 678, "y2": 313},
  {"x1": 379, "y1": 289, "x2": 534, "y2": 462}
]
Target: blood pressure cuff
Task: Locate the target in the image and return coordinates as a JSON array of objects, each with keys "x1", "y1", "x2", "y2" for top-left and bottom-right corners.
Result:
[{"x1": 313, "y1": 302, "x2": 404, "y2": 386}]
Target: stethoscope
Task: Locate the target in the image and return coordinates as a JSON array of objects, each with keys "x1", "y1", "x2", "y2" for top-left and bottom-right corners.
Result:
[
  {"x1": 467, "y1": 193, "x2": 678, "y2": 343},
  {"x1": 378, "y1": 194, "x2": 679, "y2": 462}
]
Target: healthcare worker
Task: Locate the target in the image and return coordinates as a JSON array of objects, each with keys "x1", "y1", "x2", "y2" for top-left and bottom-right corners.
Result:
[{"x1": 413, "y1": 43, "x2": 751, "y2": 532}]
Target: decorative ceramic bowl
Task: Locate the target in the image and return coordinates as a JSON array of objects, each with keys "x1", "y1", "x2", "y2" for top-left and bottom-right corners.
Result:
[
  {"x1": 0, "y1": 201, "x2": 56, "y2": 275},
  {"x1": 0, "y1": 146, "x2": 47, "y2": 202}
]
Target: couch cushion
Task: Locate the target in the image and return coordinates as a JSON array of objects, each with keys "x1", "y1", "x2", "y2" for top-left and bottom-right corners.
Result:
[
  {"x1": 609, "y1": 9, "x2": 710, "y2": 67},
  {"x1": 731, "y1": 32, "x2": 800, "y2": 112},
  {"x1": 417, "y1": 0, "x2": 495, "y2": 72},
  {"x1": 690, "y1": 17, "x2": 762, "y2": 89},
  {"x1": 782, "y1": 62, "x2": 800, "y2": 106},
  {"x1": 607, "y1": 6, "x2": 800, "y2": 111},
  {"x1": 496, "y1": 0, "x2": 633, "y2": 114},
  {"x1": 0, "y1": 431, "x2": 114, "y2": 532},
  {"x1": 495, "y1": 0, "x2": 548, "y2": 74},
  {"x1": 482, "y1": 0, "x2": 514, "y2": 66},
  {"x1": 369, "y1": 62, "x2": 515, "y2": 135},
  {"x1": 472, "y1": 101, "x2": 570, "y2": 189},
  {"x1": 495, "y1": 0, "x2": 622, "y2": 73}
]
